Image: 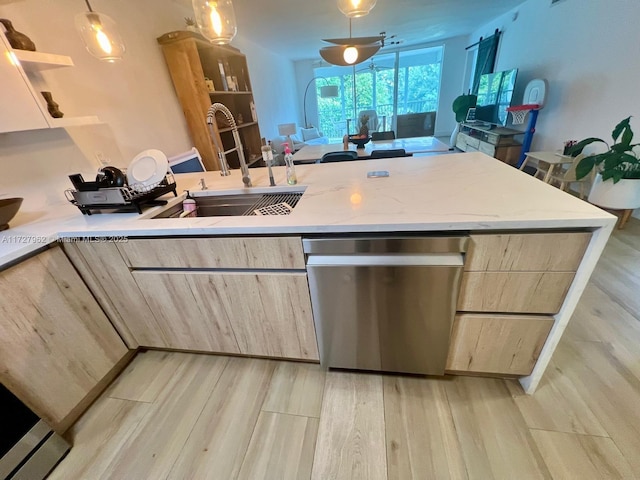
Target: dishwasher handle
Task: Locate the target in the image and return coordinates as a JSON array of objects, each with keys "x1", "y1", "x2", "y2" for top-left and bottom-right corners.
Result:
[
  {"x1": 306, "y1": 253, "x2": 464, "y2": 267},
  {"x1": 303, "y1": 236, "x2": 468, "y2": 255}
]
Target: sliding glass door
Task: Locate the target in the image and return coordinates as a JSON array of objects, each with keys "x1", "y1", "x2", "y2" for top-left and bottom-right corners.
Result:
[{"x1": 314, "y1": 45, "x2": 443, "y2": 141}]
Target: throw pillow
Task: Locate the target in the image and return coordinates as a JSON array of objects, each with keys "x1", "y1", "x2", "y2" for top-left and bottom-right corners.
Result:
[{"x1": 301, "y1": 127, "x2": 321, "y2": 141}]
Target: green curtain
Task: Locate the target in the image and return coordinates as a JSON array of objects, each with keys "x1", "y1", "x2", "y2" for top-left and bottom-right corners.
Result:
[{"x1": 472, "y1": 32, "x2": 500, "y2": 94}]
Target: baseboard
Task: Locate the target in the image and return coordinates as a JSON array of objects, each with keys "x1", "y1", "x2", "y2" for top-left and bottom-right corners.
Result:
[{"x1": 56, "y1": 349, "x2": 138, "y2": 436}]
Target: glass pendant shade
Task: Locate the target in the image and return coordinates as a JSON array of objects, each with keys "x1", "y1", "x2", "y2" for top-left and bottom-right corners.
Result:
[
  {"x1": 192, "y1": 0, "x2": 237, "y2": 45},
  {"x1": 337, "y1": 0, "x2": 377, "y2": 18},
  {"x1": 74, "y1": 11, "x2": 125, "y2": 62}
]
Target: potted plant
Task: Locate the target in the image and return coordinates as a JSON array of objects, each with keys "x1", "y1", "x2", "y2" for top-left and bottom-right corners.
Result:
[
  {"x1": 185, "y1": 17, "x2": 198, "y2": 33},
  {"x1": 571, "y1": 116, "x2": 640, "y2": 209},
  {"x1": 450, "y1": 94, "x2": 477, "y2": 147},
  {"x1": 452, "y1": 94, "x2": 477, "y2": 123}
]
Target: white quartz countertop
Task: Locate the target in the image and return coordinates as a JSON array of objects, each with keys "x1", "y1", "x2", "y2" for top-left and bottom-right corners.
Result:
[{"x1": 0, "y1": 153, "x2": 616, "y2": 268}]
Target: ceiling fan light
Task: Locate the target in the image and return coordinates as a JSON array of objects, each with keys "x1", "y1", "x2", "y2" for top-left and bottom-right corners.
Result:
[
  {"x1": 74, "y1": 9, "x2": 125, "y2": 62},
  {"x1": 343, "y1": 46, "x2": 359, "y2": 64},
  {"x1": 192, "y1": 0, "x2": 237, "y2": 45},
  {"x1": 337, "y1": 0, "x2": 377, "y2": 18}
]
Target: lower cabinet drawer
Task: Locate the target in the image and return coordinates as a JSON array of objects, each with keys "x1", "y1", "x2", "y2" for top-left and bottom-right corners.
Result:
[
  {"x1": 117, "y1": 236, "x2": 305, "y2": 269},
  {"x1": 446, "y1": 313, "x2": 554, "y2": 375},
  {"x1": 478, "y1": 142, "x2": 496, "y2": 157},
  {"x1": 131, "y1": 270, "x2": 319, "y2": 360},
  {"x1": 465, "y1": 232, "x2": 591, "y2": 272},
  {"x1": 457, "y1": 271, "x2": 574, "y2": 314},
  {"x1": 466, "y1": 136, "x2": 481, "y2": 149}
]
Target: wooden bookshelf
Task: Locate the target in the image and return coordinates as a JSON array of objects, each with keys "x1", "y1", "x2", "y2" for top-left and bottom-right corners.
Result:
[{"x1": 157, "y1": 31, "x2": 263, "y2": 171}]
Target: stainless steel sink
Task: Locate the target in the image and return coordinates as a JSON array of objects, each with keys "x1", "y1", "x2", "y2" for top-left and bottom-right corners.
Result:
[{"x1": 152, "y1": 192, "x2": 303, "y2": 218}]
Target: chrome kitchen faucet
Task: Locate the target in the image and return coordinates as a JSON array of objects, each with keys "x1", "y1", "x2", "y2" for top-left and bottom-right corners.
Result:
[{"x1": 206, "y1": 103, "x2": 252, "y2": 187}]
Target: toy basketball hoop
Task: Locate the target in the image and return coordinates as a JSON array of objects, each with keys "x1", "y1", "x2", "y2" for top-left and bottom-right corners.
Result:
[{"x1": 507, "y1": 104, "x2": 540, "y2": 125}]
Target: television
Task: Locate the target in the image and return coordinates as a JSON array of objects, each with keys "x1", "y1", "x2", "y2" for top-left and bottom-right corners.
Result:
[{"x1": 474, "y1": 69, "x2": 518, "y2": 127}]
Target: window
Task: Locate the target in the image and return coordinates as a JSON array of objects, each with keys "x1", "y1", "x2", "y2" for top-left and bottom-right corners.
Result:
[{"x1": 314, "y1": 45, "x2": 443, "y2": 141}]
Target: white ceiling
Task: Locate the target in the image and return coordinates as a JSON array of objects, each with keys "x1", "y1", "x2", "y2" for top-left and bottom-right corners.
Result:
[{"x1": 187, "y1": 0, "x2": 526, "y2": 61}]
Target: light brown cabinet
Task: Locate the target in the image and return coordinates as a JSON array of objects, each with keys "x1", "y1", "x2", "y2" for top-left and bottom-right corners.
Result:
[
  {"x1": 158, "y1": 31, "x2": 263, "y2": 171},
  {"x1": 450, "y1": 230, "x2": 590, "y2": 376},
  {"x1": 457, "y1": 231, "x2": 588, "y2": 314},
  {"x1": 62, "y1": 241, "x2": 158, "y2": 348},
  {"x1": 465, "y1": 232, "x2": 591, "y2": 272},
  {"x1": 132, "y1": 271, "x2": 318, "y2": 360},
  {"x1": 117, "y1": 236, "x2": 305, "y2": 270},
  {"x1": 65, "y1": 236, "x2": 319, "y2": 361},
  {"x1": 457, "y1": 271, "x2": 575, "y2": 314},
  {"x1": 446, "y1": 314, "x2": 554, "y2": 375},
  {"x1": 0, "y1": 246, "x2": 129, "y2": 430}
]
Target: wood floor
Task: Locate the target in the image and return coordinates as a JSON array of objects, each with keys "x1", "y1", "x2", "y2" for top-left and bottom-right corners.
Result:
[{"x1": 50, "y1": 221, "x2": 640, "y2": 480}]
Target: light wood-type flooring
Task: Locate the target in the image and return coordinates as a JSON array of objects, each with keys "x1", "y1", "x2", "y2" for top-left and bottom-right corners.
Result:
[{"x1": 50, "y1": 220, "x2": 640, "y2": 480}]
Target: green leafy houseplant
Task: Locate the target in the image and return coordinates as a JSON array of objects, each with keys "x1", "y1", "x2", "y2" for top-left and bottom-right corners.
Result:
[
  {"x1": 452, "y1": 94, "x2": 477, "y2": 123},
  {"x1": 572, "y1": 116, "x2": 640, "y2": 183}
]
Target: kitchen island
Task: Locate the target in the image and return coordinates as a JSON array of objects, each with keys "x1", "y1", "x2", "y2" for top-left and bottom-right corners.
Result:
[{"x1": 0, "y1": 152, "x2": 616, "y2": 430}]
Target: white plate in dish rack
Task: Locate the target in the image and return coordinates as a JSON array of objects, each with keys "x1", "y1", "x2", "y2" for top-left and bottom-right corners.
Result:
[{"x1": 127, "y1": 149, "x2": 168, "y2": 191}]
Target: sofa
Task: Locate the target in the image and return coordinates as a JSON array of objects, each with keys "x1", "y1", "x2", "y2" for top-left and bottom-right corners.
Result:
[{"x1": 270, "y1": 127, "x2": 329, "y2": 164}]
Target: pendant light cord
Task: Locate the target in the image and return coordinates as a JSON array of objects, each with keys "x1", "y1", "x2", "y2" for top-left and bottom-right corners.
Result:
[{"x1": 85, "y1": 0, "x2": 93, "y2": 12}]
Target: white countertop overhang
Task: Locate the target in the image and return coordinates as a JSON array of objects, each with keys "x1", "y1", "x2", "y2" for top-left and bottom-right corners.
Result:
[{"x1": 0, "y1": 153, "x2": 617, "y2": 267}]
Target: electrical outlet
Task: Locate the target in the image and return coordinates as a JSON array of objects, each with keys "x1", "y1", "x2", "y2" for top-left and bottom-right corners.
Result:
[{"x1": 95, "y1": 151, "x2": 110, "y2": 166}]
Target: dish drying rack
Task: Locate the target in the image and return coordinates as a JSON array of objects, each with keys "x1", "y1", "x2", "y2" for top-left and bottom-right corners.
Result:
[{"x1": 65, "y1": 172, "x2": 178, "y2": 215}]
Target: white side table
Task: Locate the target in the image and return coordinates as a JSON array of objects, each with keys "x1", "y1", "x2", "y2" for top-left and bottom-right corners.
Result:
[{"x1": 520, "y1": 151, "x2": 574, "y2": 183}]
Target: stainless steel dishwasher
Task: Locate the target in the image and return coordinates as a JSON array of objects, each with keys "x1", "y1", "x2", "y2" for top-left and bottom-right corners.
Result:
[{"x1": 303, "y1": 236, "x2": 468, "y2": 375}]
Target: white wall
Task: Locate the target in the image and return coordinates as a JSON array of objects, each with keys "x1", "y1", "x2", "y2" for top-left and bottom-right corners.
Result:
[
  {"x1": 232, "y1": 35, "x2": 298, "y2": 140},
  {"x1": 470, "y1": 0, "x2": 640, "y2": 217},
  {"x1": 436, "y1": 35, "x2": 469, "y2": 137},
  {"x1": 471, "y1": 0, "x2": 640, "y2": 153},
  {"x1": 0, "y1": 0, "x2": 193, "y2": 212},
  {"x1": 0, "y1": 0, "x2": 296, "y2": 216},
  {"x1": 293, "y1": 60, "x2": 317, "y2": 129}
]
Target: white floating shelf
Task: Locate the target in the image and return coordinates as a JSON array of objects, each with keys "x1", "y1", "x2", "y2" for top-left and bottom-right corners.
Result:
[
  {"x1": 14, "y1": 50, "x2": 74, "y2": 71},
  {"x1": 47, "y1": 116, "x2": 101, "y2": 128}
]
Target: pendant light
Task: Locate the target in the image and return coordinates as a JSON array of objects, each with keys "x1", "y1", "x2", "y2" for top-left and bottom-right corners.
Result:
[
  {"x1": 343, "y1": 46, "x2": 358, "y2": 64},
  {"x1": 192, "y1": 0, "x2": 237, "y2": 45},
  {"x1": 75, "y1": 0, "x2": 125, "y2": 62},
  {"x1": 337, "y1": 0, "x2": 377, "y2": 18},
  {"x1": 320, "y1": 44, "x2": 380, "y2": 67},
  {"x1": 319, "y1": 19, "x2": 383, "y2": 67}
]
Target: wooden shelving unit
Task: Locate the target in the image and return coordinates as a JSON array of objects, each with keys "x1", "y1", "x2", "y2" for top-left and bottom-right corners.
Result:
[{"x1": 157, "y1": 31, "x2": 263, "y2": 171}]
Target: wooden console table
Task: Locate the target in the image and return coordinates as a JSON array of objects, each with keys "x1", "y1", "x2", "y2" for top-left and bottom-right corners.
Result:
[{"x1": 456, "y1": 123, "x2": 523, "y2": 165}]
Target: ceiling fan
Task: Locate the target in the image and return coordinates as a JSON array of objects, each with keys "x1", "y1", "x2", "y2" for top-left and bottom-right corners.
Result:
[{"x1": 356, "y1": 57, "x2": 394, "y2": 73}]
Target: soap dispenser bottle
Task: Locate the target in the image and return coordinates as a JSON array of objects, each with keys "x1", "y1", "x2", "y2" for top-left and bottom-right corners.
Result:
[
  {"x1": 283, "y1": 142, "x2": 297, "y2": 185},
  {"x1": 181, "y1": 190, "x2": 196, "y2": 217}
]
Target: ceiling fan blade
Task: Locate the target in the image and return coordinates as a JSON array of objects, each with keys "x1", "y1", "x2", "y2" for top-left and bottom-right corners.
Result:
[
  {"x1": 319, "y1": 45, "x2": 381, "y2": 67},
  {"x1": 322, "y1": 36, "x2": 384, "y2": 46}
]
